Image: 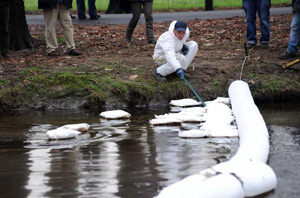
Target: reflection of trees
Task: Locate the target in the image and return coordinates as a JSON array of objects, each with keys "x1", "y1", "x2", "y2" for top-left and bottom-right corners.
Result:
[
  {"x1": 0, "y1": 150, "x2": 30, "y2": 197},
  {"x1": 78, "y1": 142, "x2": 121, "y2": 198},
  {"x1": 116, "y1": 122, "x2": 159, "y2": 197},
  {"x1": 44, "y1": 149, "x2": 80, "y2": 197}
]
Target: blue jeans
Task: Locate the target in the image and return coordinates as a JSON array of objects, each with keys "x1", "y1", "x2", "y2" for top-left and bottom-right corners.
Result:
[
  {"x1": 243, "y1": 0, "x2": 270, "y2": 44},
  {"x1": 287, "y1": 13, "x2": 300, "y2": 54},
  {"x1": 76, "y1": 0, "x2": 97, "y2": 19}
]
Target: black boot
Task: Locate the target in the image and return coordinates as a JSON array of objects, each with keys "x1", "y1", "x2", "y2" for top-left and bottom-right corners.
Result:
[
  {"x1": 279, "y1": 51, "x2": 297, "y2": 60},
  {"x1": 125, "y1": 28, "x2": 133, "y2": 43},
  {"x1": 153, "y1": 70, "x2": 167, "y2": 82}
]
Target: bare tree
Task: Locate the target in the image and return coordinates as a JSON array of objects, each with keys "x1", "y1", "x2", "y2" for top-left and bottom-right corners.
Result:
[
  {"x1": 9, "y1": 0, "x2": 32, "y2": 50},
  {"x1": 106, "y1": 0, "x2": 131, "y2": 14}
]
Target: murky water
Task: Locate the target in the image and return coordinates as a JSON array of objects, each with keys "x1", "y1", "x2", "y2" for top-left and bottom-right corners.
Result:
[
  {"x1": 258, "y1": 103, "x2": 300, "y2": 198},
  {"x1": 0, "y1": 103, "x2": 299, "y2": 198}
]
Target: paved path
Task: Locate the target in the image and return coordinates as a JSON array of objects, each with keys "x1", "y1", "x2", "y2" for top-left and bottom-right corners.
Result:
[{"x1": 26, "y1": 7, "x2": 292, "y2": 25}]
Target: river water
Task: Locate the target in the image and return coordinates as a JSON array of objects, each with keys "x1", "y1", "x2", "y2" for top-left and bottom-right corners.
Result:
[{"x1": 0, "y1": 103, "x2": 299, "y2": 198}]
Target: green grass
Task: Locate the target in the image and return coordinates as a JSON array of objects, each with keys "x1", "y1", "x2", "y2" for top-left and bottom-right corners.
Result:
[{"x1": 24, "y1": 0, "x2": 291, "y2": 11}]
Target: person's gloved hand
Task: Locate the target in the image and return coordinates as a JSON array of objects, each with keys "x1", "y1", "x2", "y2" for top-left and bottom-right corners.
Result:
[
  {"x1": 181, "y1": 44, "x2": 189, "y2": 55},
  {"x1": 176, "y1": 68, "x2": 185, "y2": 79}
]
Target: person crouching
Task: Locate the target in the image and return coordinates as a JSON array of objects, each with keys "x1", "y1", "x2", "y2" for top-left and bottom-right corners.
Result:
[{"x1": 152, "y1": 20, "x2": 198, "y2": 82}]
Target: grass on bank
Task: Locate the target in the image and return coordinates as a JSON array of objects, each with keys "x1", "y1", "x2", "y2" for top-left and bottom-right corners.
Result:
[{"x1": 24, "y1": 0, "x2": 291, "y2": 12}]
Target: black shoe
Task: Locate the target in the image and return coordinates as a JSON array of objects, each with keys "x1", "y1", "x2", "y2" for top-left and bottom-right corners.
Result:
[
  {"x1": 246, "y1": 42, "x2": 255, "y2": 50},
  {"x1": 70, "y1": 14, "x2": 76, "y2": 19},
  {"x1": 125, "y1": 38, "x2": 131, "y2": 43},
  {"x1": 78, "y1": 16, "x2": 86, "y2": 20},
  {"x1": 148, "y1": 40, "x2": 156, "y2": 44},
  {"x1": 47, "y1": 51, "x2": 60, "y2": 57},
  {"x1": 90, "y1": 16, "x2": 99, "y2": 20},
  {"x1": 68, "y1": 49, "x2": 82, "y2": 56},
  {"x1": 260, "y1": 42, "x2": 270, "y2": 49},
  {"x1": 1, "y1": 52, "x2": 10, "y2": 59},
  {"x1": 153, "y1": 70, "x2": 167, "y2": 82},
  {"x1": 279, "y1": 51, "x2": 297, "y2": 60},
  {"x1": 97, "y1": 14, "x2": 101, "y2": 18}
]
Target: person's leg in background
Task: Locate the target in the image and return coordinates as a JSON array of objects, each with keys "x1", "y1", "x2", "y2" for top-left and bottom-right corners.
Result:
[
  {"x1": 88, "y1": 0, "x2": 99, "y2": 20},
  {"x1": 287, "y1": 13, "x2": 300, "y2": 54},
  {"x1": 76, "y1": 0, "x2": 86, "y2": 20},
  {"x1": 243, "y1": 0, "x2": 257, "y2": 49},
  {"x1": 43, "y1": 7, "x2": 60, "y2": 56},
  {"x1": 143, "y1": 2, "x2": 155, "y2": 43},
  {"x1": 125, "y1": 2, "x2": 142, "y2": 43},
  {"x1": 58, "y1": 3, "x2": 81, "y2": 56},
  {"x1": 258, "y1": 0, "x2": 270, "y2": 48},
  {"x1": 279, "y1": 13, "x2": 300, "y2": 59}
]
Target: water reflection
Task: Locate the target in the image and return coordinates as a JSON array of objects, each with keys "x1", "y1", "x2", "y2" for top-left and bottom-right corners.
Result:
[
  {"x1": 26, "y1": 149, "x2": 51, "y2": 197},
  {"x1": 78, "y1": 142, "x2": 120, "y2": 198},
  {"x1": 0, "y1": 149, "x2": 30, "y2": 197},
  {"x1": 260, "y1": 126, "x2": 300, "y2": 198},
  {"x1": 259, "y1": 102, "x2": 300, "y2": 128},
  {"x1": 116, "y1": 125, "x2": 159, "y2": 198},
  {"x1": 44, "y1": 148, "x2": 80, "y2": 197},
  {"x1": 152, "y1": 125, "x2": 238, "y2": 187},
  {"x1": 0, "y1": 109, "x2": 240, "y2": 198},
  {"x1": 0, "y1": 106, "x2": 299, "y2": 198}
]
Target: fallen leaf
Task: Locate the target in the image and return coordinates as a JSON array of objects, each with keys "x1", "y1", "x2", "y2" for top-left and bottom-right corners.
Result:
[{"x1": 129, "y1": 75, "x2": 138, "y2": 80}]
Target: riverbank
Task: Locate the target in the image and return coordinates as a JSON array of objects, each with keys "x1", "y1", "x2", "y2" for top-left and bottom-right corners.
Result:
[{"x1": 1, "y1": 14, "x2": 300, "y2": 111}]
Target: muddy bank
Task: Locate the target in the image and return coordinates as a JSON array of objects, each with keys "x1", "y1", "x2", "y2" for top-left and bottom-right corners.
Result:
[{"x1": 0, "y1": 14, "x2": 300, "y2": 111}]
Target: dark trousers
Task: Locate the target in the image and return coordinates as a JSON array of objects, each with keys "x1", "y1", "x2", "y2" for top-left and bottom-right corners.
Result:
[
  {"x1": 76, "y1": 0, "x2": 97, "y2": 19},
  {"x1": 242, "y1": 0, "x2": 270, "y2": 44},
  {"x1": 0, "y1": 6, "x2": 10, "y2": 53},
  {"x1": 126, "y1": 2, "x2": 154, "y2": 42}
]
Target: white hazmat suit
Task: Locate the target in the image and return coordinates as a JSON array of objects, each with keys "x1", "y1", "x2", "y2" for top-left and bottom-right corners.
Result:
[{"x1": 153, "y1": 21, "x2": 198, "y2": 77}]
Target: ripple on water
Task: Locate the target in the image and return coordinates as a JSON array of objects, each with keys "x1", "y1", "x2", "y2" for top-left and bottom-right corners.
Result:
[{"x1": 25, "y1": 119, "x2": 131, "y2": 149}]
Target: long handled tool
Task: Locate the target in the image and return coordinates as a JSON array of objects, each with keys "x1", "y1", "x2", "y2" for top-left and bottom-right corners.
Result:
[
  {"x1": 182, "y1": 78, "x2": 207, "y2": 107},
  {"x1": 240, "y1": 43, "x2": 249, "y2": 80}
]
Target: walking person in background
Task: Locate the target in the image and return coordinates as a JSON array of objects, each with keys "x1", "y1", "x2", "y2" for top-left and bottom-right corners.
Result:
[
  {"x1": 279, "y1": 0, "x2": 300, "y2": 59},
  {"x1": 38, "y1": 0, "x2": 82, "y2": 56},
  {"x1": 125, "y1": 0, "x2": 156, "y2": 44},
  {"x1": 76, "y1": 0, "x2": 100, "y2": 20},
  {"x1": 243, "y1": 0, "x2": 271, "y2": 50},
  {"x1": 152, "y1": 21, "x2": 198, "y2": 82},
  {"x1": 0, "y1": 0, "x2": 10, "y2": 59},
  {"x1": 69, "y1": 0, "x2": 76, "y2": 19}
]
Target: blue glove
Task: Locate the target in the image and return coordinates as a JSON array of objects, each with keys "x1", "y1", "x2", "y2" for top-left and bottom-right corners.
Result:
[
  {"x1": 181, "y1": 44, "x2": 189, "y2": 55},
  {"x1": 176, "y1": 68, "x2": 185, "y2": 79}
]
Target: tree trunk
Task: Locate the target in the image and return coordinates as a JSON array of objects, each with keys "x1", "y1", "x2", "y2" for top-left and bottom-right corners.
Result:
[
  {"x1": 205, "y1": 0, "x2": 213, "y2": 11},
  {"x1": 9, "y1": 0, "x2": 32, "y2": 50},
  {"x1": 106, "y1": 0, "x2": 131, "y2": 14}
]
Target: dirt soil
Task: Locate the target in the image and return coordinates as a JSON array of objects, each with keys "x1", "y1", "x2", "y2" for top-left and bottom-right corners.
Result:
[{"x1": 0, "y1": 14, "x2": 300, "y2": 110}]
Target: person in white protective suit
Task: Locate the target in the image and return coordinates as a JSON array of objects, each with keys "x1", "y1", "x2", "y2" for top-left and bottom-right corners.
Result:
[{"x1": 152, "y1": 20, "x2": 198, "y2": 82}]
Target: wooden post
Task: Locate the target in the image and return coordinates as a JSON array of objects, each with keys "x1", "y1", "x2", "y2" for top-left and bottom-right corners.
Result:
[{"x1": 205, "y1": 0, "x2": 213, "y2": 11}]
